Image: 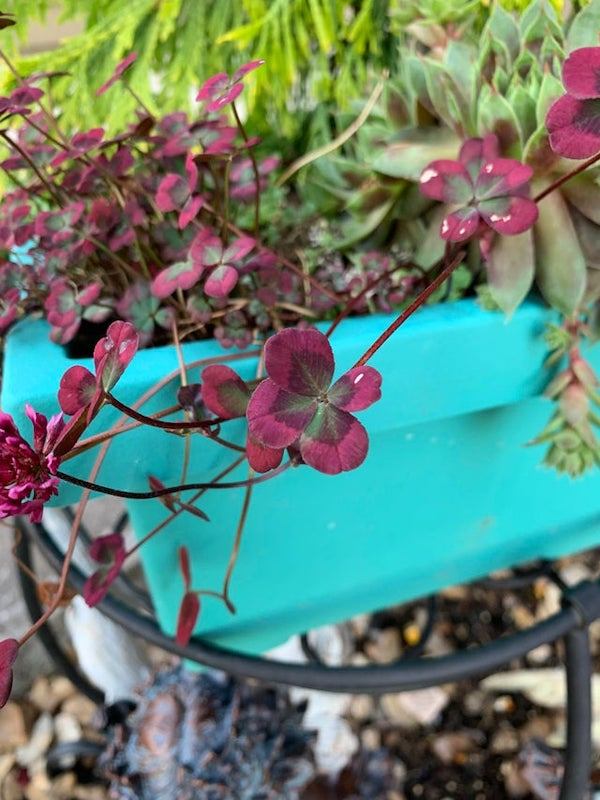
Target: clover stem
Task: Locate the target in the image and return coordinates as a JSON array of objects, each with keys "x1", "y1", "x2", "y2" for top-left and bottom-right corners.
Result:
[
  {"x1": 55, "y1": 461, "x2": 291, "y2": 499},
  {"x1": 232, "y1": 101, "x2": 261, "y2": 237},
  {"x1": 106, "y1": 392, "x2": 228, "y2": 430},
  {"x1": 125, "y1": 455, "x2": 246, "y2": 559},
  {"x1": 124, "y1": 83, "x2": 153, "y2": 118},
  {"x1": 0, "y1": 131, "x2": 63, "y2": 205},
  {"x1": 534, "y1": 150, "x2": 600, "y2": 203},
  {"x1": 223, "y1": 472, "x2": 253, "y2": 612},
  {"x1": 352, "y1": 249, "x2": 464, "y2": 369},
  {"x1": 18, "y1": 442, "x2": 109, "y2": 647}
]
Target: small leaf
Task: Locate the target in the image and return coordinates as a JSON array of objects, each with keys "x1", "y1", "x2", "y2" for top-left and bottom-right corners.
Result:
[
  {"x1": 477, "y1": 85, "x2": 523, "y2": 157},
  {"x1": 246, "y1": 435, "x2": 284, "y2": 473},
  {"x1": 83, "y1": 533, "x2": 126, "y2": 607},
  {"x1": 299, "y1": 404, "x2": 369, "y2": 475},
  {"x1": 176, "y1": 592, "x2": 200, "y2": 646},
  {"x1": 200, "y1": 365, "x2": 250, "y2": 419},
  {"x1": 264, "y1": 328, "x2": 334, "y2": 396},
  {"x1": 204, "y1": 264, "x2": 239, "y2": 298},
  {"x1": 151, "y1": 261, "x2": 202, "y2": 299},
  {"x1": 58, "y1": 366, "x2": 98, "y2": 415},
  {"x1": 247, "y1": 379, "x2": 317, "y2": 449},
  {"x1": 329, "y1": 366, "x2": 383, "y2": 412},
  {"x1": 93, "y1": 320, "x2": 139, "y2": 392}
]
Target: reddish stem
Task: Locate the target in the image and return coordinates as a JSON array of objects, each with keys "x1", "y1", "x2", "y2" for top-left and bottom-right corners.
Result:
[
  {"x1": 534, "y1": 150, "x2": 600, "y2": 203},
  {"x1": 232, "y1": 101, "x2": 261, "y2": 237},
  {"x1": 107, "y1": 393, "x2": 226, "y2": 430}
]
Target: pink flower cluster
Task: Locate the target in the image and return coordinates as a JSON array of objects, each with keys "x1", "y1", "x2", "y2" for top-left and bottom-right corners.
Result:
[{"x1": 0, "y1": 406, "x2": 64, "y2": 523}]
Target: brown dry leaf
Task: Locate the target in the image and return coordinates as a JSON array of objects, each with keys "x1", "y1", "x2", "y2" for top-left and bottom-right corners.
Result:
[{"x1": 36, "y1": 582, "x2": 76, "y2": 609}]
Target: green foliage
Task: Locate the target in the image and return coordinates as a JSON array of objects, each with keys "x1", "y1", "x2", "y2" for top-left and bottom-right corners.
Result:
[{"x1": 0, "y1": 0, "x2": 580, "y2": 138}]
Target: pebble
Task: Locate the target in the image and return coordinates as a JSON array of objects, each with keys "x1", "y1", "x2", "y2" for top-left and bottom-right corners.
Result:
[
  {"x1": 490, "y1": 725, "x2": 519, "y2": 754},
  {"x1": 54, "y1": 712, "x2": 83, "y2": 769},
  {"x1": 364, "y1": 628, "x2": 402, "y2": 663},
  {"x1": 526, "y1": 643, "x2": 552, "y2": 665},
  {"x1": 28, "y1": 676, "x2": 75, "y2": 713},
  {"x1": 382, "y1": 687, "x2": 449, "y2": 727},
  {"x1": 61, "y1": 694, "x2": 98, "y2": 727},
  {"x1": 360, "y1": 727, "x2": 381, "y2": 750},
  {"x1": 348, "y1": 694, "x2": 374, "y2": 722},
  {"x1": 15, "y1": 712, "x2": 54, "y2": 768},
  {"x1": 492, "y1": 695, "x2": 515, "y2": 714},
  {"x1": 432, "y1": 730, "x2": 482, "y2": 764},
  {"x1": 0, "y1": 703, "x2": 28, "y2": 752}
]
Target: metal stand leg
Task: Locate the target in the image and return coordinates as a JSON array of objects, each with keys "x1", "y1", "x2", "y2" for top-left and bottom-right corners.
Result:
[{"x1": 560, "y1": 626, "x2": 593, "y2": 799}]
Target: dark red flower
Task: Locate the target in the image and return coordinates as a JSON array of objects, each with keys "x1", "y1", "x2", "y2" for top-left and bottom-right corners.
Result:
[{"x1": 0, "y1": 406, "x2": 64, "y2": 523}]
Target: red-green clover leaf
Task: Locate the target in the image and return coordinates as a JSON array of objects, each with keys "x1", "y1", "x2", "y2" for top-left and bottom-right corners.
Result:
[{"x1": 200, "y1": 365, "x2": 250, "y2": 419}]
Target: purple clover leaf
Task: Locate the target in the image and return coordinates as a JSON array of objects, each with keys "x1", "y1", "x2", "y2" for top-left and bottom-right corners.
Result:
[
  {"x1": 230, "y1": 155, "x2": 280, "y2": 201},
  {"x1": 155, "y1": 153, "x2": 204, "y2": 229},
  {"x1": 116, "y1": 282, "x2": 174, "y2": 345},
  {"x1": 200, "y1": 365, "x2": 251, "y2": 419},
  {"x1": 196, "y1": 60, "x2": 264, "y2": 112},
  {"x1": 51, "y1": 128, "x2": 105, "y2": 168},
  {"x1": 200, "y1": 365, "x2": 285, "y2": 472},
  {"x1": 546, "y1": 47, "x2": 600, "y2": 159},
  {"x1": 419, "y1": 134, "x2": 538, "y2": 242},
  {"x1": 191, "y1": 232, "x2": 255, "y2": 299},
  {"x1": 0, "y1": 287, "x2": 19, "y2": 333},
  {"x1": 44, "y1": 279, "x2": 107, "y2": 344},
  {"x1": 82, "y1": 533, "x2": 126, "y2": 607},
  {"x1": 58, "y1": 366, "x2": 97, "y2": 416},
  {"x1": 150, "y1": 259, "x2": 203, "y2": 299},
  {"x1": 246, "y1": 328, "x2": 382, "y2": 475},
  {"x1": 96, "y1": 52, "x2": 138, "y2": 96}
]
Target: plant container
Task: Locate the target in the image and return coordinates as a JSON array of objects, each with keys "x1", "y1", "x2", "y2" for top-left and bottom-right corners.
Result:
[{"x1": 4, "y1": 299, "x2": 600, "y2": 653}]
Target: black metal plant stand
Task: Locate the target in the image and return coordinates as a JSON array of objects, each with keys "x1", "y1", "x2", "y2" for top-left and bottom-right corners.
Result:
[{"x1": 15, "y1": 513, "x2": 600, "y2": 800}]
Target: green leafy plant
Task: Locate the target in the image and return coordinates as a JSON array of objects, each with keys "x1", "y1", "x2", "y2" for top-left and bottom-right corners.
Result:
[{"x1": 0, "y1": 0, "x2": 579, "y2": 138}]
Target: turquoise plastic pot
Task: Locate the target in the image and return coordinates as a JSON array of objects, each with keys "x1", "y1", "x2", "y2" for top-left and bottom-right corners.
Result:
[{"x1": 3, "y1": 300, "x2": 600, "y2": 654}]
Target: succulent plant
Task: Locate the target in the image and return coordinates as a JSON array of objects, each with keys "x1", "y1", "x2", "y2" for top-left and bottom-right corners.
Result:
[
  {"x1": 306, "y1": 0, "x2": 600, "y2": 318},
  {"x1": 100, "y1": 667, "x2": 317, "y2": 800}
]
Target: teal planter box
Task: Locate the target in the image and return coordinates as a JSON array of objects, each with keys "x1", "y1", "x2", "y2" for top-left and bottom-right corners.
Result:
[{"x1": 3, "y1": 300, "x2": 600, "y2": 654}]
